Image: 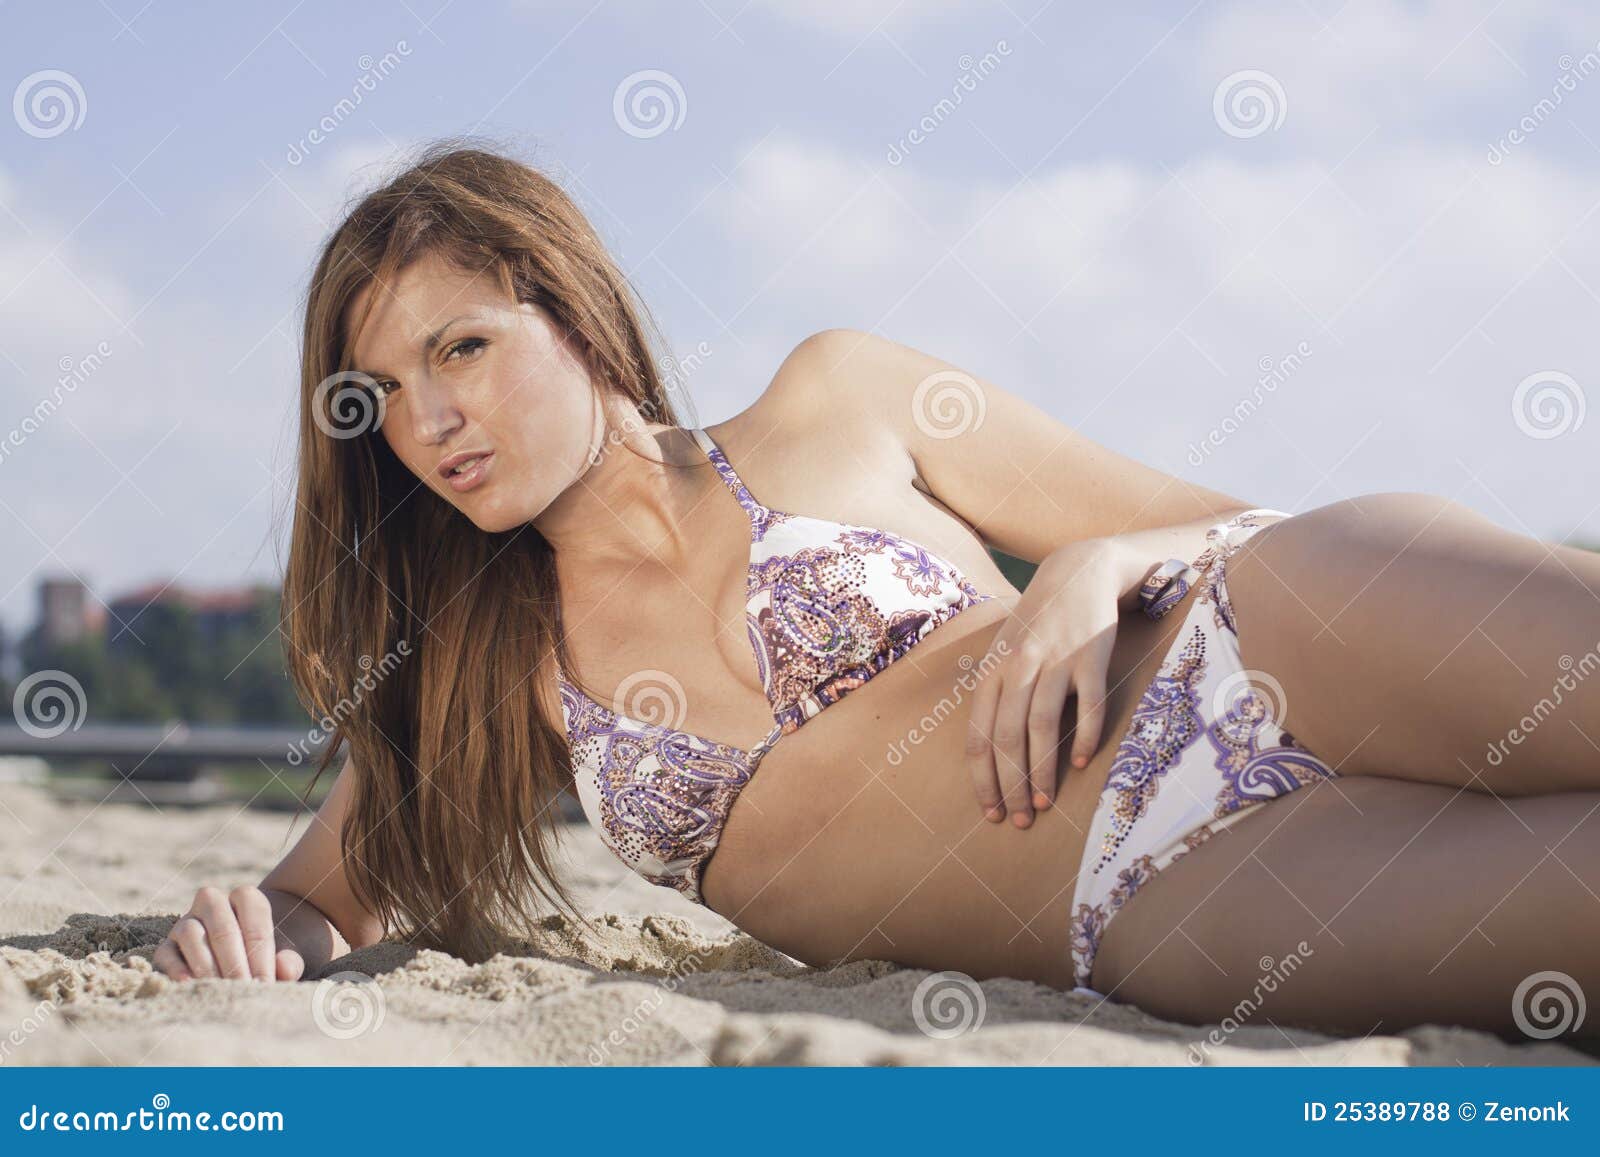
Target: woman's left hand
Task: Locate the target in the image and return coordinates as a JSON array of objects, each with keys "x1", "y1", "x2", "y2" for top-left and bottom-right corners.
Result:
[{"x1": 965, "y1": 538, "x2": 1128, "y2": 829}]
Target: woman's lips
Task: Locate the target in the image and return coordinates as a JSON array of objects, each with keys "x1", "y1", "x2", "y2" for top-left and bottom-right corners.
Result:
[{"x1": 445, "y1": 451, "x2": 494, "y2": 492}]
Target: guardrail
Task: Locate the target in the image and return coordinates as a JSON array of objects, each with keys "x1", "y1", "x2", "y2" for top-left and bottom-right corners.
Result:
[
  {"x1": 0, "y1": 723, "x2": 339, "y2": 780},
  {"x1": 0, "y1": 723, "x2": 586, "y2": 819}
]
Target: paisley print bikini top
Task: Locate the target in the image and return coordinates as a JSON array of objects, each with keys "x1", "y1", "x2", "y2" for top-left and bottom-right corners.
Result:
[{"x1": 556, "y1": 425, "x2": 1001, "y2": 906}]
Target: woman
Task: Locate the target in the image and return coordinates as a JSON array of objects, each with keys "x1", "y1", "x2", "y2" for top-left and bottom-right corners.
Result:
[{"x1": 154, "y1": 142, "x2": 1600, "y2": 1042}]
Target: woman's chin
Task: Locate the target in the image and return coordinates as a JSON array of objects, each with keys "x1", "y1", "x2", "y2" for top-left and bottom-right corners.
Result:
[
  {"x1": 464, "y1": 506, "x2": 517, "y2": 533},
  {"x1": 465, "y1": 496, "x2": 543, "y2": 535}
]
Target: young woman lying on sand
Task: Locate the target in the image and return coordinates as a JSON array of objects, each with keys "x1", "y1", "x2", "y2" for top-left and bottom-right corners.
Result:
[{"x1": 154, "y1": 143, "x2": 1600, "y2": 1042}]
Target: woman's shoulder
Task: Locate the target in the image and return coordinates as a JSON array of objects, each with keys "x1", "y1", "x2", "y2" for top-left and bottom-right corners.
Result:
[{"x1": 702, "y1": 329, "x2": 910, "y2": 474}]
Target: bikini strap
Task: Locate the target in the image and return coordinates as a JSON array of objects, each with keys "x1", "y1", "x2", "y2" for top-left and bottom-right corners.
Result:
[{"x1": 690, "y1": 426, "x2": 768, "y2": 533}]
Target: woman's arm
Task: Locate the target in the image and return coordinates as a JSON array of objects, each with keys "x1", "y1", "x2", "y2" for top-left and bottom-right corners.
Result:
[
  {"x1": 258, "y1": 755, "x2": 387, "y2": 961},
  {"x1": 154, "y1": 756, "x2": 387, "y2": 981},
  {"x1": 1091, "y1": 512, "x2": 1284, "y2": 612},
  {"x1": 260, "y1": 887, "x2": 351, "y2": 976},
  {"x1": 785, "y1": 328, "x2": 1257, "y2": 564}
]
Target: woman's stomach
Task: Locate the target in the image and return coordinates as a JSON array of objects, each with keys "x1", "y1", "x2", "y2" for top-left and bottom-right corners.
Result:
[{"x1": 698, "y1": 590, "x2": 1197, "y2": 990}]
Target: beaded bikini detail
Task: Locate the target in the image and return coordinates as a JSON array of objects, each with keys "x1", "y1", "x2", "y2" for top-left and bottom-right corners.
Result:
[
  {"x1": 558, "y1": 426, "x2": 999, "y2": 905},
  {"x1": 1066, "y1": 507, "x2": 1339, "y2": 991}
]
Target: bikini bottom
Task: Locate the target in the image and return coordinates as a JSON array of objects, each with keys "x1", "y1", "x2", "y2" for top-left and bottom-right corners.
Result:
[{"x1": 1067, "y1": 508, "x2": 1340, "y2": 996}]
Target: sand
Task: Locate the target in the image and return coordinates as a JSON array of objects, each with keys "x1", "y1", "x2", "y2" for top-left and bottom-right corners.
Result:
[{"x1": 0, "y1": 780, "x2": 1590, "y2": 1067}]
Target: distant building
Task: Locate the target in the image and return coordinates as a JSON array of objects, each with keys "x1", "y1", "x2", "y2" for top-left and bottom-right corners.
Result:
[
  {"x1": 103, "y1": 581, "x2": 273, "y2": 651},
  {"x1": 190, "y1": 586, "x2": 273, "y2": 647},
  {"x1": 38, "y1": 577, "x2": 91, "y2": 647}
]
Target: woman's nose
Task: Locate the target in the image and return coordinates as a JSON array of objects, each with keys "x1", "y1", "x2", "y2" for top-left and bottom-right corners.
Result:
[{"x1": 409, "y1": 381, "x2": 461, "y2": 446}]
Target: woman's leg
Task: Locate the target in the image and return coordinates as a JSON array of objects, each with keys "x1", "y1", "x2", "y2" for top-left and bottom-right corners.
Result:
[
  {"x1": 1091, "y1": 774, "x2": 1600, "y2": 1041},
  {"x1": 1222, "y1": 492, "x2": 1600, "y2": 795}
]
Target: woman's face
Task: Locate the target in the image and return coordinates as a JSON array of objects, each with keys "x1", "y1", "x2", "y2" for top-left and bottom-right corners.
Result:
[{"x1": 342, "y1": 249, "x2": 597, "y2": 533}]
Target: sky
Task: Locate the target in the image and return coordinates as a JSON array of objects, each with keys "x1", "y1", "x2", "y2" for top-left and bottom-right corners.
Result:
[{"x1": 1, "y1": 0, "x2": 1597, "y2": 640}]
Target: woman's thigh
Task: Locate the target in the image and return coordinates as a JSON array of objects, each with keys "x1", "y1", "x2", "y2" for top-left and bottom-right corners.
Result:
[
  {"x1": 1221, "y1": 493, "x2": 1600, "y2": 795},
  {"x1": 1090, "y1": 774, "x2": 1600, "y2": 1041}
]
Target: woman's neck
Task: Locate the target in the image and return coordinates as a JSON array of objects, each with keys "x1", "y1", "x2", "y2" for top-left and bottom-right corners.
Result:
[{"x1": 535, "y1": 418, "x2": 712, "y2": 576}]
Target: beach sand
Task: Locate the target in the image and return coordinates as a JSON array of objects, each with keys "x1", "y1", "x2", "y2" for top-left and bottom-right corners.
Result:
[{"x1": 0, "y1": 781, "x2": 1589, "y2": 1066}]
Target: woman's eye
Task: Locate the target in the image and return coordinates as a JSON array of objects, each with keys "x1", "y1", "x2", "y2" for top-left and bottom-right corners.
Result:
[{"x1": 445, "y1": 337, "x2": 486, "y2": 363}]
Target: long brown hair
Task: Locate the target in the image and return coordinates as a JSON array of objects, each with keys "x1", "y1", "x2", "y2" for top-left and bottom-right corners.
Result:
[{"x1": 280, "y1": 137, "x2": 686, "y2": 962}]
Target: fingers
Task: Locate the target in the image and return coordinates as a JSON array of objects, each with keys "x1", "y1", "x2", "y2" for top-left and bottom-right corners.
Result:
[
  {"x1": 966, "y1": 625, "x2": 1109, "y2": 827},
  {"x1": 275, "y1": 947, "x2": 306, "y2": 982},
  {"x1": 158, "y1": 886, "x2": 287, "y2": 983},
  {"x1": 1070, "y1": 661, "x2": 1109, "y2": 770},
  {"x1": 993, "y1": 675, "x2": 1038, "y2": 828},
  {"x1": 1027, "y1": 662, "x2": 1075, "y2": 810},
  {"x1": 965, "y1": 726, "x2": 1006, "y2": 822},
  {"x1": 192, "y1": 886, "x2": 253, "y2": 980},
  {"x1": 151, "y1": 936, "x2": 193, "y2": 982},
  {"x1": 965, "y1": 642, "x2": 1008, "y2": 823},
  {"x1": 231, "y1": 886, "x2": 278, "y2": 981},
  {"x1": 167, "y1": 914, "x2": 218, "y2": 979}
]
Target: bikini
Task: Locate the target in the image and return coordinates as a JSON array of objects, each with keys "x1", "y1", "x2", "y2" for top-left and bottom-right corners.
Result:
[
  {"x1": 557, "y1": 425, "x2": 998, "y2": 905},
  {"x1": 1067, "y1": 510, "x2": 1340, "y2": 993},
  {"x1": 557, "y1": 426, "x2": 1338, "y2": 994}
]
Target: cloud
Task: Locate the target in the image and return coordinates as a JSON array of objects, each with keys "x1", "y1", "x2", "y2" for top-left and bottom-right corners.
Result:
[
  {"x1": 1192, "y1": 0, "x2": 1600, "y2": 144},
  {"x1": 699, "y1": 129, "x2": 1598, "y2": 540},
  {"x1": 739, "y1": 0, "x2": 980, "y2": 38},
  {"x1": 0, "y1": 159, "x2": 306, "y2": 637},
  {"x1": 257, "y1": 137, "x2": 426, "y2": 262}
]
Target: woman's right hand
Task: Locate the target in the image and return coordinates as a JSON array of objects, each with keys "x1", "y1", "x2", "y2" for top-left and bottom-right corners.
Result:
[{"x1": 153, "y1": 885, "x2": 305, "y2": 982}]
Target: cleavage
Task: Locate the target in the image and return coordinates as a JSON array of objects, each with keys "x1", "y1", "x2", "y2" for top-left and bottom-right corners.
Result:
[{"x1": 562, "y1": 486, "x2": 773, "y2": 749}]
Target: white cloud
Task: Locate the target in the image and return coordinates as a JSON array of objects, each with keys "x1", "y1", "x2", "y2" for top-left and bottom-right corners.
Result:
[
  {"x1": 0, "y1": 160, "x2": 308, "y2": 637},
  {"x1": 739, "y1": 0, "x2": 980, "y2": 38},
  {"x1": 258, "y1": 137, "x2": 425, "y2": 261},
  {"x1": 698, "y1": 130, "x2": 1599, "y2": 541}
]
